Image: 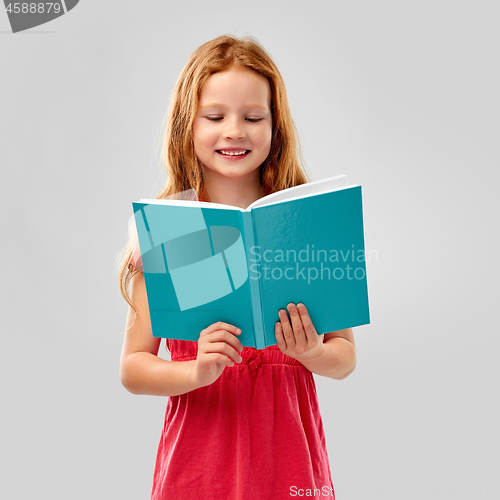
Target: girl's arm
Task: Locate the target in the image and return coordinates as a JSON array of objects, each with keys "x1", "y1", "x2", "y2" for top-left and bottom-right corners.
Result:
[
  {"x1": 120, "y1": 272, "x2": 243, "y2": 397},
  {"x1": 299, "y1": 328, "x2": 356, "y2": 380},
  {"x1": 275, "y1": 303, "x2": 356, "y2": 380}
]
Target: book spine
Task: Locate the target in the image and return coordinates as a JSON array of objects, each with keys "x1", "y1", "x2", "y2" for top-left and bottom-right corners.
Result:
[{"x1": 240, "y1": 211, "x2": 266, "y2": 349}]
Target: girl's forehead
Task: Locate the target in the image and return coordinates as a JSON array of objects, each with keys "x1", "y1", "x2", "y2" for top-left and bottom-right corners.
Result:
[{"x1": 199, "y1": 67, "x2": 271, "y2": 107}]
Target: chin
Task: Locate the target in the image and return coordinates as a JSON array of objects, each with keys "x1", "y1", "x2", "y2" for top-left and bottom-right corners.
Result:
[{"x1": 210, "y1": 166, "x2": 259, "y2": 179}]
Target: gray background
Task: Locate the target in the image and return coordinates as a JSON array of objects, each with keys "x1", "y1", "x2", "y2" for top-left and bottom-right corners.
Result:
[{"x1": 1, "y1": 1, "x2": 498, "y2": 498}]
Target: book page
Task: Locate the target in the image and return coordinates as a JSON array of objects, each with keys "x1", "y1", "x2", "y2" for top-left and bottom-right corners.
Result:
[
  {"x1": 247, "y1": 174, "x2": 350, "y2": 210},
  {"x1": 138, "y1": 187, "x2": 235, "y2": 210},
  {"x1": 138, "y1": 198, "x2": 235, "y2": 210}
]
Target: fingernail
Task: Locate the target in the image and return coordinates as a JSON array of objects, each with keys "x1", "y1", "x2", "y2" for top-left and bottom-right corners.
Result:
[
  {"x1": 236, "y1": 328, "x2": 241, "y2": 334},
  {"x1": 238, "y1": 356, "x2": 242, "y2": 363}
]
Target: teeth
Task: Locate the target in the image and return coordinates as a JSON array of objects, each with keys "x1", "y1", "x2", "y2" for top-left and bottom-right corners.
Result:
[{"x1": 219, "y1": 150, "x2": 248, "y2": 156}]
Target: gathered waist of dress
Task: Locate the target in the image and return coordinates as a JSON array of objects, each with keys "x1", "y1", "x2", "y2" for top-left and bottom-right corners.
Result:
[{"x1": 168, "y1": 340, "x2": 304, "y2": 368}]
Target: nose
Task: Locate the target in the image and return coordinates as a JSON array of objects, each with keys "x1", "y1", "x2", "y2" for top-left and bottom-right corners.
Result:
[{"x1": 223, "y1": 117, "x2": 245, "y2": 140}]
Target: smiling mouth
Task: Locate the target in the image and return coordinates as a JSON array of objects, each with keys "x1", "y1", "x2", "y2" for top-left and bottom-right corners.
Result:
[{"x1": 216, "y1": 149, "x2": 250, "y2": 156}]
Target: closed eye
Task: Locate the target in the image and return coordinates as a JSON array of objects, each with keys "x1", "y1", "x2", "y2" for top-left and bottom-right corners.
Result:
[{"x1": 204, "y1": 116, "x2": 264, "y2": 123}]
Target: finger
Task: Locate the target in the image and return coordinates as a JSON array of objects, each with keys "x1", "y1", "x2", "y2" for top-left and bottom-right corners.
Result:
[
  {"x1": 278, "y1": 308, "x2": 296, "y2": 349},
  {"x1": 201, "y1": 321, "x2": 241, "y2": 337},
  {"x1": 204, "y1": 352, "x2": 237, "y2": 368},
  {"x1": 296, "y1": 303, "x2": 317, "y2": 343},
  {"x1": 287, "y1": 303, "x2": 306, "y2": 346},
  {"x1": 201, "y1": 342, "x2": 243, "y2": 364},
  {"x1": 200, "y1": 330, "x2": 244, "y2": 353},
  {"x1": 275, "y1": 321, "x2": 288, "y2": 351}
]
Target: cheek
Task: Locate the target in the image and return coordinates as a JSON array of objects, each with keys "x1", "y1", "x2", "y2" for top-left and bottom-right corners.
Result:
[
  {"x1": 193, "y1": 124, "x2": 216, "y2": 153},
  {"x1": 254, "y1": 125, "x2": 272, "y2": 151},
  {"x1": 262, "y1": 127, "x2": 273, "y2": 154}
]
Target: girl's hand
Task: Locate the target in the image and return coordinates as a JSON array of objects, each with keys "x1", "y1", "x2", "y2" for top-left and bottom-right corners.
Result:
[
  {"x1": 192, "y1": 322, "x2": 244, "y2": 388},
  {"x1": 275, "y1": 303, "x2": 325, "y2": 363}
]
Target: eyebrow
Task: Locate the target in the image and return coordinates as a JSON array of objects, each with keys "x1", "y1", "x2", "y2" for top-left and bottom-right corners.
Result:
[{"x1": 198, "y1": 104, "x2": 269, "y2": 111}]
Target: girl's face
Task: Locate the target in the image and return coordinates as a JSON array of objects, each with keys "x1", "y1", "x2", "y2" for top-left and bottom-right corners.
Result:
[{"x1": 193, "y1": 66, "x2": 273, "y2": 183}]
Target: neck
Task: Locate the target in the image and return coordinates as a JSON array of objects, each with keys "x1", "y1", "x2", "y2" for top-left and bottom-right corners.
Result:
[{"x1": 202, "y1": 170, "x2": 265, "y2": 209}]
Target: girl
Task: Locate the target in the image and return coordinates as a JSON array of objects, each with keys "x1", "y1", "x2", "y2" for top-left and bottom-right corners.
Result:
[{"x1": 118, "y1": 35, "x2": 356, "y2": 500}]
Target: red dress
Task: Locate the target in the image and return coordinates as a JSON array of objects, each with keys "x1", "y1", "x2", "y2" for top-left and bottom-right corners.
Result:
[{"x1": 150, "y1": 339, "x2": 335, "y2": 499}]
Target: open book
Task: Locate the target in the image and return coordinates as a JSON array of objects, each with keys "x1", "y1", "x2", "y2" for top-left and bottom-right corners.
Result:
[{"x1": 132, "y1": 174, "x2": 370, "y2": 348}]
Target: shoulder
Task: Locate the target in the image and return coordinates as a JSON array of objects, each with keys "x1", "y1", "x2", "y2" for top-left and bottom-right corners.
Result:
[
  {"x1": 128, "y1": 268, "x2": 147, "y2": 305},
  {"x1": 128, "y1": 245, "x2": 143, "y2": 272}
]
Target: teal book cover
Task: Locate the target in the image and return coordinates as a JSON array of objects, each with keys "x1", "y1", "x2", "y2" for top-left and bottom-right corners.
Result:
[{"x1": 131, "y1": 175, "x2": 370, "y2": 348}]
